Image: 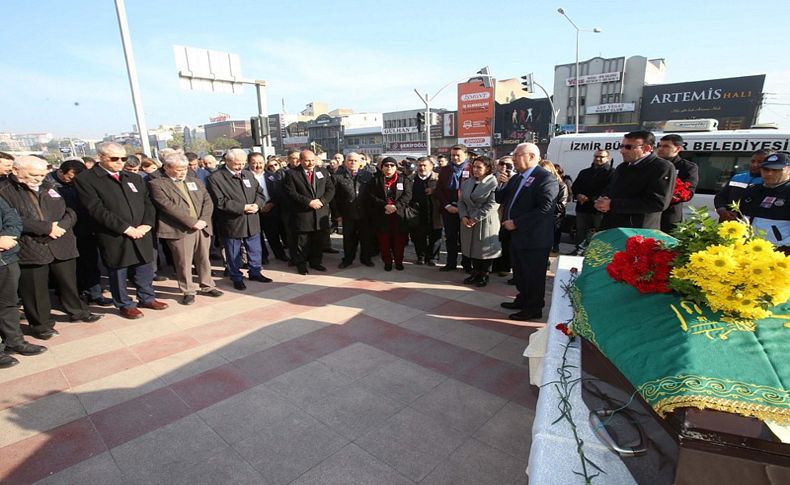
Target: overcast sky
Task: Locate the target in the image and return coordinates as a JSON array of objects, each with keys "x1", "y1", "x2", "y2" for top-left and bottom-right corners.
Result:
[{"x1": 3, "y1": 0, "x2": 789, "y2": 139}]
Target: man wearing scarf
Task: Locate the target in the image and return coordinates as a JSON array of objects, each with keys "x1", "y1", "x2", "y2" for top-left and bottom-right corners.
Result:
[{"x1": 436, "y1": 144, "x2": 473, "y2": 272}]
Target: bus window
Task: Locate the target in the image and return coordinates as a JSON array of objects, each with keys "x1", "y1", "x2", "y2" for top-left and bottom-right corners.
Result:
[{"x1": 682, "y1": 152, "x2": 753, "y2": 195}]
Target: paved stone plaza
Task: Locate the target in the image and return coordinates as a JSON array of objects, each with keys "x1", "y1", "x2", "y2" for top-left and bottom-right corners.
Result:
[{"x1": 0, "y1": 237, "x2": 556, "y2": 484}]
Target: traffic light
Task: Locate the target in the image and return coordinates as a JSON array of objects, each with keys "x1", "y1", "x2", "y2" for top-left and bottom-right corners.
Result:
[
  {"x1": 521, "y1": 74, "x2": 534, "y2": 93},
  {"x1": 477, "y1": 66, "x2": 491, "y2": 89},
  {"x1": 416, "y1": 112, "x2": 425, "y2": 133},
  {"x1": 250, "y1": 115, "x2": 268, "y2": 146}
]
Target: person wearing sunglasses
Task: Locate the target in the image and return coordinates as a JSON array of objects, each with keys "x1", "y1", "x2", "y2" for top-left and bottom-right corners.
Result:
[
  {"x1": 595, "y1": 131, "x2": 676, "y2": 231},
  {"x1": 74, "y1": 142, "x2": 169, "y2": 319}
]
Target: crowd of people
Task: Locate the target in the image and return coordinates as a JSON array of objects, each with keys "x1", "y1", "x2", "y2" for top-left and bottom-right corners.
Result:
[{"x1": 1, "y1": 131, "x2": 788, "y2": 369}]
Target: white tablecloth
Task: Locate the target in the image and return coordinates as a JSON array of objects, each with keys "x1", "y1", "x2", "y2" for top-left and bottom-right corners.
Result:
[{"x1": 526, "y1": 256, "x2": 637, "y2": 485}]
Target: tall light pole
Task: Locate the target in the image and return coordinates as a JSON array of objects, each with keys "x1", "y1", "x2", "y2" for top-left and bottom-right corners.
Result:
[{"x1": 557, "y1": 7, "x2": 601, "y2": 134}]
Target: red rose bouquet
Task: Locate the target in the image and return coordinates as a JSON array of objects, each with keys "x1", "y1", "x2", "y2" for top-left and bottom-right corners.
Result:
[
  {"x1": 671, "y1": 179, "x2": 693, "y2": 204},
  {"x1": 606, "y1": 236, "x2": 677, "y2": 293}
]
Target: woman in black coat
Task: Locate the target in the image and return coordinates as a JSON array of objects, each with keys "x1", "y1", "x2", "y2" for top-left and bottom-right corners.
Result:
[{"x1": 368, "y1": 157, "x2": 412, "y2": 271}]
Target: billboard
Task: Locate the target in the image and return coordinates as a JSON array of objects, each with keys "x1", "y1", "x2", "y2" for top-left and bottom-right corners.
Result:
[
  {"x1": 457, "y1": 81, "x2": 495, "y2": 147},
  {"x1": 493, "y1": 97, "x2": 553, "y2": 147},
  {"x1": 640, "y1": 75, "x2": 765, "y2": 131}
]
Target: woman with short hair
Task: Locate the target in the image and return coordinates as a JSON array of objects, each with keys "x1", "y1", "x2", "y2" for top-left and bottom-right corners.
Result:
[{"x1": 458, "y1": 156, "x2": 501, "y2": 287}]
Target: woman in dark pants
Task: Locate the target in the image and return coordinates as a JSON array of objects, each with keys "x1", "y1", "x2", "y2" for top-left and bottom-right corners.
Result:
[
  {"x1": 540, "y1": 160, "x2": 569, "y2": 253},
  {"x1": 368, "y1": 158, "x2": 412, "y2": 271},
  {"x1": 458, "y1": 156, "x2": 501, "y2": 287}
]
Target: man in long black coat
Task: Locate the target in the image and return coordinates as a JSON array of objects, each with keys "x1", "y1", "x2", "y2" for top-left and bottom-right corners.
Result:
[
  {"x1": 496, "y1": 143, "x2": 558, "y2": 321},
  {"x1": 332, "y1": 152, "x2": 373, "y2": 268},
  {"x1": 596, "y1": 131, "x2": 676, "y2": 230},
  {"x1": 74, "y1": 142, "x2": 169, "y2": 319},
  {"x1": 656, "y1": 134, "x2": 699, "y2": 233},
  {"x1": 282, "y1": 150, "x2": 335, "y2": 274},
  {"x1": 206, "y1": 148, "x2": 271, "y2": 290}
]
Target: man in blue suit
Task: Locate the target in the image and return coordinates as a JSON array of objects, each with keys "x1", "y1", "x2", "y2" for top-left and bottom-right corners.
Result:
[{"x1": 496, "y1": 143, "x2": 558, "y2": 321}]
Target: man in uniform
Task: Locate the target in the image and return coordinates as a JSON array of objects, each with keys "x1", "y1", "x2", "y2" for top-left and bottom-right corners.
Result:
[
  {"x1": 740, "y1": 152, "x2": 790, "y2": 254},
  {"x1": 715, "y1": 149, "x2": 772, "y2": 221}
]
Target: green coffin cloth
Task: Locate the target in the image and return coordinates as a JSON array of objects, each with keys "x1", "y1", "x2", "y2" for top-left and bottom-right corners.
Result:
[{"x1": 573, "y1": 228, "x2": 790, "y2": 424}]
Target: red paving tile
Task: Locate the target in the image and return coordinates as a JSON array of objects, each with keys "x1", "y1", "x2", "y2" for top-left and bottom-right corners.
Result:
[
  {"x1": 277, "y1": 326, "x2": 355, "y2": 360},
  {"x1": 0, "y1": 368, "x2": 71, "y2": 411},
  {"x1": 407, "y1": 338, "x2": 489, "y2": 375},
  {"x1": 90, "y1": 387, "x2": 192, "y2": 449},
  {"x1": 232, "y1": 341, "x2": 315, "y2": 384},
  {"x1": 170, "y1": 364, "x2": 256, "y2": 411},
  {"x1": 0, "y1": 417, "x2": 107, "y2": 485},
  {"x1": 46, "y1": 320, "x2": 117, "y2": 345},
  {"x1": 386, "y1": 287, "x2": 454, "y2": 311},
  {"x1": 61, "y1": 348, "x2": 145, "y2": 387},
  {"x1": 451, "y1": 354, "x2": 532, "y2": 400}
]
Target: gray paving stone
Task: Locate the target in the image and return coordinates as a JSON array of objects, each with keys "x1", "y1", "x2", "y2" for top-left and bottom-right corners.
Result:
[
  {"x1": 398, "y1": 315, "x2": 459, "y2": 339},
  {"x1": 303, "y1": 383, "x2": 405, "y2": 440},
  {"x1": 356, "y1": 407, "x2": 467, "y2": 482},
  {"x1": 485, "y1": 336, "x2": 530, "y2": 367},
  {"x1": 122, "y1": 446, "x2": 266, "y2": 485},
  {"x1": 260, "y1": 317, "x2": 328, "y2": 343},
  {"x1": 214, "y1": 330, "x2": 279, "y2": 360},
  {"x1": 109, "y1": 415, "x2": 229, "y2": 482},
  {"x1": 231, "y1": 411, "x2": 348, "y2": 485},
  {"x1": 198, "y1": 383, "x2": 297, "y2": 444},
  {"x1": 436, "y1": 323, "x2": 509, "y2": 354},
  {"x1": 473, "y1": 401, "x2": 535, "y2": 459},
  {"x1": 318, "y1": 342, "x2": 398, "y2": 379},
  {"x1": 410, "y1": 379, "x2": 507, "y2": 434},
  {"x1": 289, "y1": 443, "x2": 415, "y2": 485},
  {"x1": 34, "y1": 452, "x2": 125, "y2": 485},
  {"x1": 266, "y1": 361, "x2": 356, "y2": 407},
  {"x1": 357, "y1": 359, "x2": 446, "y2": 405},
  {"x1": 418, "y1": 438, "x2": 527, "y2": 485}
]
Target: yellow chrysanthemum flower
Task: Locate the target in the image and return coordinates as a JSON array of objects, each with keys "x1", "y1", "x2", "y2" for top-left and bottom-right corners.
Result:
[
  {"x1": 742, "y1": 238, "x2": 775, "y2": 256},
  {"x1": 717, "y1": 221, "x2": 748, "y2": 240}
]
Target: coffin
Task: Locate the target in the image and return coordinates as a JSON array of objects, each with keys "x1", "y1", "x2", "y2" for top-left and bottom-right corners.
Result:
[{"x1": 573, "y1": 229, "x2": 790, "y2": 484}]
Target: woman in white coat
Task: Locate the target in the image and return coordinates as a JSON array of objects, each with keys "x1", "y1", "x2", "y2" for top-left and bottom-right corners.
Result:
[{"x1": 458, "y1": 156, "x2": 502, "y2": 287}]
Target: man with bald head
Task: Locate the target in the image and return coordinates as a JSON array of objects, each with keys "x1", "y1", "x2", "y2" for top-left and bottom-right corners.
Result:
[
  {"x1": 283, "y1": 149, "x2": 336, "y2": 274},
  {"x1": 496, "y1": 143, "x2": 558, "y2": 321},
  {"x1": 0, "y1": 156, "x2": 102, "y2": 338},
  {"x1": 333, "y1": 152, "x2": 374, "y2": 267},
  {"x1": 206, "y1": 148, "x2": 271, "y2": 290},
  {"x1": 75, "y1": 142, "x2": 169, "y2": 319}
]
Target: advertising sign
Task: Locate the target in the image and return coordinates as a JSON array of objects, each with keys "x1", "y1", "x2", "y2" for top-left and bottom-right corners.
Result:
[
  {"x1": 382, "y1": 126, "x2": 418, "y2": 135},
  {"x1": 388, "y1": 141, "x2": 427, "y2": 151},
  {"x1": 565, "y1": 71, "x2": 621, "y2": 87},
  {"x1": 457, "y1": 82, "x2": 495, "y2": 147},
  {"x1": 586, "y1": 102, "x2": 636, "y2": 115},
  {"x1": 493, "y1": 97, "x2": 553, "y2": 146},
  {"x1": 640, "y1": 75, "x2": 765, "y2": 131}
]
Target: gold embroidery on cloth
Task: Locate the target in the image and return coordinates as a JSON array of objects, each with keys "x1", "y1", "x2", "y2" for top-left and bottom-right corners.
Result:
[
  {"x1": 670, "y1": 300, "x2": 758, "y2": 340},
  {"x1": 583, "y1": 239, "x2": 616, "y2": 267},
  {"x1": 639, "y1": 374, "x2": 789, "y2": 424},
  {"x1": 570, "y1": 286, "x2": 598, "y2": 347}
]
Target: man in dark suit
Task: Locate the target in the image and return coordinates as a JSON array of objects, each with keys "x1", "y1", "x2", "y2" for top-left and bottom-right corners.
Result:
[
  {"x1": 596, "y1": 131, "x2": 676, "y2": 230},
  {"x1": 74, "y1": 142, "x2": 169, "y2": 319},
  {"x1": 657, "y1": 134, "x2": 699, "y2": 233},
  {"x1": 245, "y1": 152, "x2": 288, "y2": 263},
  {"x1": 408, "y1": 157, "x2": 442, "y2": 266},
  {"x1": 282, "y1": 149, "x2": 336, "y2": 274},
  {"x1": 206, "y1": 149, "x2": 272, "y2": 291},
  {"x1": 496, "y1": 143, "x2": 559, "y2": 321},
  {"x1": 436, "y1": 144, "x2": 473, "y2": 272},
  {"x1": 333, "y1": 152, "x2": 374, "y2": 268},
  {"x1": 149, "y1": 153, "x2": 223, "y2": 305}
]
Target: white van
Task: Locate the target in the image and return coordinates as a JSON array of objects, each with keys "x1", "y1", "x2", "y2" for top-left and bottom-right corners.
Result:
[{"x1": 545, "y1": 128, "x2": 790, "y2": 225}]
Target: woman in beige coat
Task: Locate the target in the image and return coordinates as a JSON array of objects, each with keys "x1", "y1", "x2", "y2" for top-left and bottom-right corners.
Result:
[{"x1": 458, "y1": 156, "x2": 501, "y2": 287}]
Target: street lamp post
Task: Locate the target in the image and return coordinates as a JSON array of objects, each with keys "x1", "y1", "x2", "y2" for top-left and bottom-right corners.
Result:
[{"x1": 557, "y1": 7, "x2": 601, "y2": 134}]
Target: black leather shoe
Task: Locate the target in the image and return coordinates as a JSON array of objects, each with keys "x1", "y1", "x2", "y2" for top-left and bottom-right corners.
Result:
[
  {"x1": 32, "y1": 329, "x2": 59, "y2": 340},
  {"x1": 200, "y1": 289, "x2": 224, "y2": 298},
  {"x1": 0, "y1": 351, "x2": 20, "y2": 368},
  {"x1": 415, "y1": 259, "x2": 424, "y2": 265},
  {"x1": 475, "y1": 276, "x2": 489, "y2": 287},
  {"x1": 309, "y1": 264, "x2": 327, "y2": 272},
  {"x1": 463, "y1": 274, "x2": 479, "y2": 284},
  {"x1": 323, "y1": 248, "x2": 339, "y2": 254},
  {"x1": 88, "y1": 296, "x2": 114, "y2": 307},
  {"x1": 249, "y1": 274, "x2": 273, "y2": 283},
  {"x1": 425, "y1": 260, "x2": 436, "y2": 267},
  {"x1": 277, "y1": 255, "x2": 290, "y2": 262},
  {"x1": 233, "y1": 281, "x2": 247, "y2": 291},
  {"x1": 338, "y1": 261, "x2": 352, "y2": 269},
  {"x1": 395, "y1": 263, "x2": 404, "y2": 271},
  {"x1": 361, "y1": 260, "x2": 375, "y2": 267},
  {"x1": 384, "y1": 263, "x2": 393, "y2": 271},
  {"x1": 71, "y1": 313, "x2": 103, "y2": 323},
  {"x1": 509, "y1": 310, "x2": 542, "y2": 321},
  {"x1": 181, "y1": 294, "x2": 196, "y2": 305},
  {"x1": 153, "y1": 275, "x2": 167, "y2": 282},
  {"x1": 6, "y1": 342, "x2": 48, "y2": 356},
  {"x1": 297, "y1": 265, "x2": 308, "y2": 275},
  {"x1": 439, "y1": 265, "x2": 456, "y2": 272},
  {"x1": 500, "y1": 301, "x2": 521, "y2": 310}
]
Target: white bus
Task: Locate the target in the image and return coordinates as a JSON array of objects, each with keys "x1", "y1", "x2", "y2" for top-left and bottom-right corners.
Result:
[{"x1": 545, "y1": 128, "x2": 790, "y2": 228}]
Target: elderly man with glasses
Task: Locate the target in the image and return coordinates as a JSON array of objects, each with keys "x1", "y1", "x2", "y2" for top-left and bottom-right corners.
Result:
[
  {"x1": 595, "y1": 130, "x2": 676, "y2": 230},
  {"x1": 74, "y1": 142, "x2": 169, "y2": 319}
]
